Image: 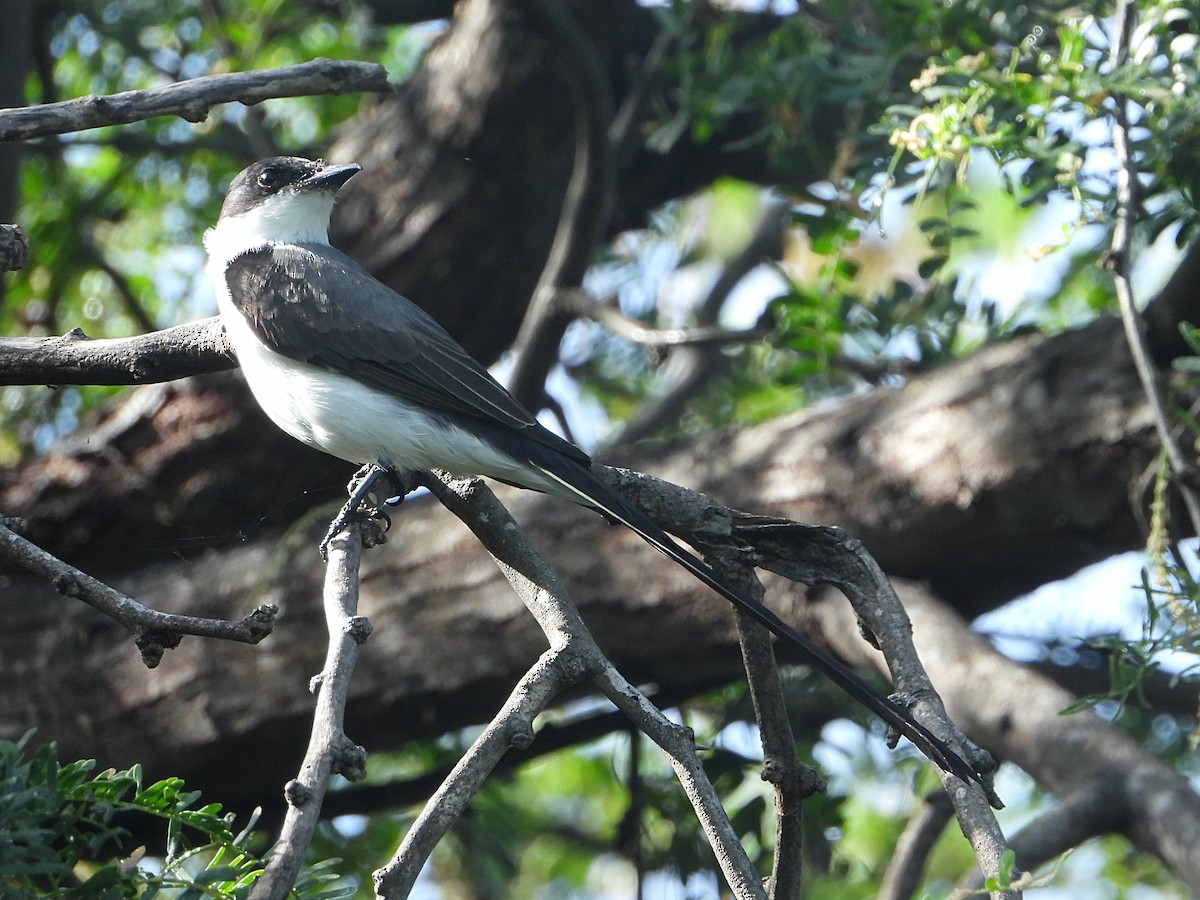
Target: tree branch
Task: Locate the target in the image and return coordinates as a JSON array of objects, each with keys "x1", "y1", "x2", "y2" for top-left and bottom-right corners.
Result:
[
  {"x1": 729, "y1": 591, "x2": 819, "y2": 899},
  {"x1": 505, "y1": 0, "x2": 614, "y2": 409},
  {"x1": 960, "y1": 786, "x2": 1121, "y2": 894},
  {"x1": 0, "y1": 317, "x2": 234, "y2": 384},
  {"x1": 562, "y1": 287, "x2": 772, "y2": 349},
  {"x1": 610, "y1": 197, "x2": 787, "y2": 447},
  {"x1": 316, "y1": 673, "x2": 738, "y2": 821},
  {"x1": 0, "y1": 58, "x2": 391, "y2": 141},
  {"x1": 878, "y1": 791, "x2": 955, "y2": 900},
  {"x1": 0, "y1": 515, "x2": 275, "y2": 667},
  {"x1": 1104, "y1": 0, "x2": 1200, "y2": 534},
  {"x1": 251, "y1": 524, "x2": 371, "y2": 900},
  {"x1": 728, "y1": 519, "x2": 1010, "y2": 886},
  {"x1": 373, "y1": 642, "x2": 599, "y2": 898},
  {"x1": 80, "y1": 231, "x2": 157, "y2": 335}
]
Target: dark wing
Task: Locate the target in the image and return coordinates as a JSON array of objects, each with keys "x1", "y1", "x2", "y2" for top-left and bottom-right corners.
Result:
[{"x1": 224, "y1": 243, "x2": 589, "y2": 464}]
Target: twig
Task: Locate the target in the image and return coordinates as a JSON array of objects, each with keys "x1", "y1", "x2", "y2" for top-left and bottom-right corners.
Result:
[
  {"x1": 252, "y1": 524, "x2": 371, "y2": 900},
  {"x1": 622, "y1": 726, "x2": 646, "y2": 897},
  {"x1": 0, "y1": 316, "x2": 234, "y2": 384},
  {"x1": 706, "y1": 543, "x2": 823, "y2": 897},
  {"x1": 562, "y1": 288, "x2": 771, "y2": 349},
  {"x1": 610, "y1": 198, "x2": 788, "y2": 447},
  {"x1": 373, "y1": 644, "x2": 594, "y2": 898},
  {"x1": 593, "y1": 659, "x2": 769, "y2": 900},
  {"x1": 317, "y1": 673, "x2": 739, "y2": 820},
  {"x1": 730, "y1": 597, "x2": 820, "y2": 898},
  {"x1": 0, "y1": 58, "x2": 391, "y2": 141},
  {"x1": 737, "y1": 521, "x2": 1012, "y2": 896},
  {"x1": 505, "y1": 0, "x2": 614, "y2": 409},
  {"x1": 608, "y1": 26, "x2": 674, "y2": 173},
  {"x1": 81, "y1": 231, "x2": 157, "y2": 334},
  {"x1": 1105, "y1": 0, "x2": 1200, "y2": 534},
  {"x1": 0, "y1": 516, "x2": 275, "y2": 667},
  {"x1": 878, "y1": 791, "x2": 954, "y2": 900}
]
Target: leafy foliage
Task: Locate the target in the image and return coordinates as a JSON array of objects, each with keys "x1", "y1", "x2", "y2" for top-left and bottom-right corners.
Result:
[
  {"x1": 0, "y1": 733, "x2": 350, "y2": 898},
  {"x1": 592, "y1": 1, "x2": 1200, "y2": 438}
]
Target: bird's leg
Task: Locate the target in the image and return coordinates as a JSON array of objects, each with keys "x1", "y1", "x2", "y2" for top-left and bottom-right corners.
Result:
[
  {"x1": 320, "y1": 463, "x2": 397, "y2": 559},
  {"x1": 378, "y1": 466, "x2": 419, "y2": 510}
]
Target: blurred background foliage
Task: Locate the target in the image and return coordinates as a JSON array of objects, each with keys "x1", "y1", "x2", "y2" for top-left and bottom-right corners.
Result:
[{"x1": 5, "y1": 0, "x2": 1200, "y2": 896}]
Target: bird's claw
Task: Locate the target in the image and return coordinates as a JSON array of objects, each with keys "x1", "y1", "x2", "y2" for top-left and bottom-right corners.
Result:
[{"x1": 319, "y1": 463, "x2": 408, "y2": 559}]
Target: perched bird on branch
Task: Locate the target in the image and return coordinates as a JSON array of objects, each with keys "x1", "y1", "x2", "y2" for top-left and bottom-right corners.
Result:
[{"x1": 204, "y1": 155, "x2": 982, "y2": 786}]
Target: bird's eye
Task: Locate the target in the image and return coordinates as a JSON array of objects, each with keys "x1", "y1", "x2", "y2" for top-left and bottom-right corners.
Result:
[{"x1": 256, "y1": 168, "x2": 285, "y2": 192}]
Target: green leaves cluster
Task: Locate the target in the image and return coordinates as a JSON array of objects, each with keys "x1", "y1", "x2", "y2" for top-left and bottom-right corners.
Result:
[
  {"x1": 0, "y1": 734, "x2": 349, "y2": 898},
  {"x1": 884, "y1": 1, "x2": 1200, "y2": 244},
  {"x1": 650, "y1": 7, "x2": 839, "y2": 166},
  {"x1": 730, "y1": 0, "x2": 1200, "y2": 423}
]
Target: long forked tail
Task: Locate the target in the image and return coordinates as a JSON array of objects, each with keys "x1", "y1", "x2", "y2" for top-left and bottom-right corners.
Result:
[{"x1": 533, "y1": 460, "x2": 982, "y2": 787}]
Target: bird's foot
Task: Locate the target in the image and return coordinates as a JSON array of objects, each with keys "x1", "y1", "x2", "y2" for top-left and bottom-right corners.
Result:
[{"x1": 319, "y1": 464, "x2": 415, "y2": 559}]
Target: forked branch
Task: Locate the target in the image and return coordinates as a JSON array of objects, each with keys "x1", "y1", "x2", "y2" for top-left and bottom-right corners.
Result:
[{"x1": 371, "y1": 471, "x2": 768, "y2": 899}]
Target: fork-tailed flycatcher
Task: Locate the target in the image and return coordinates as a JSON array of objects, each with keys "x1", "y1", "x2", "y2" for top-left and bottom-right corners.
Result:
[{"x1": 204, "y1": 156, "x2": 982, "y2": 786}]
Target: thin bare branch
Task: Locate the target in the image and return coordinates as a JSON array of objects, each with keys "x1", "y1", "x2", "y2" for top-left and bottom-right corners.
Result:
[
  {"x1": 505, "y1": 0, "x2": 614, "y2": 409},
  {"x1": 731, "y1": 604, "x2": 818, "y2": 899},
  {"x1": 608, "y1": 25, "x2": 673, "y2": 172},
  {"x1": 610, "y1": 197, "x2": 788, "y2": 447},
  {"x1": 732, "y1": 516, "x2": 1010, "y2": 885},
  {"x1": 704, "y1": 545, "x2": 822, "y2": 898},
  {"x1": 317, "y1": 674, "x2": 735, "y2": 820},
  {"x1": 879, "y1": 791, "x2": 954, "y2": 900},
  {"x1": 0, "y1": 516, "x2": 275, "y2": 667},
  {"x1": 562, "y1": 288, "x2": 771, "y2": 349},
  {"x1": 373, "y1": 471, "x2": 768, "y2": 900},
  {"x1": 1105, "y1": 0, "x2": 1200, "y2": 533},
  {"x1": 373, "y1": 644, "x2": 593, "y2": 899},
  {"x1": 252, "y1": 524, "x2": 371, "y2": 900},
  {"x1": 0, "y1": 58, "x2": 391, "y2": 142},
  {"x1": 586, "y1": 474, "x2": 1010, "y2": 884},
  {"x1": 80, "y1": 232, "x2": 157, "y2": 334},
  {"x1": 593, "y1": 659, "x2": 769, "y2": 900}
]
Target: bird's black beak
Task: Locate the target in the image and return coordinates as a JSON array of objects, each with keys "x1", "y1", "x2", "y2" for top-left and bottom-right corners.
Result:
[{"x1": 299, "y1": 163, "x2": 361, "y2": 192}]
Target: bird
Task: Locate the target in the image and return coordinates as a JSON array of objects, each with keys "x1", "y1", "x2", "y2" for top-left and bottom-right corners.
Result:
[{"x1": 204, "y1": 155, "x2": 982, "y2": 787}]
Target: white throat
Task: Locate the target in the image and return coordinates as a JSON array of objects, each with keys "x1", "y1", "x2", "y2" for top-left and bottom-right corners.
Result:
[{"x1": 204, "y1": 190, "x2": 336, "y2": 266}]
